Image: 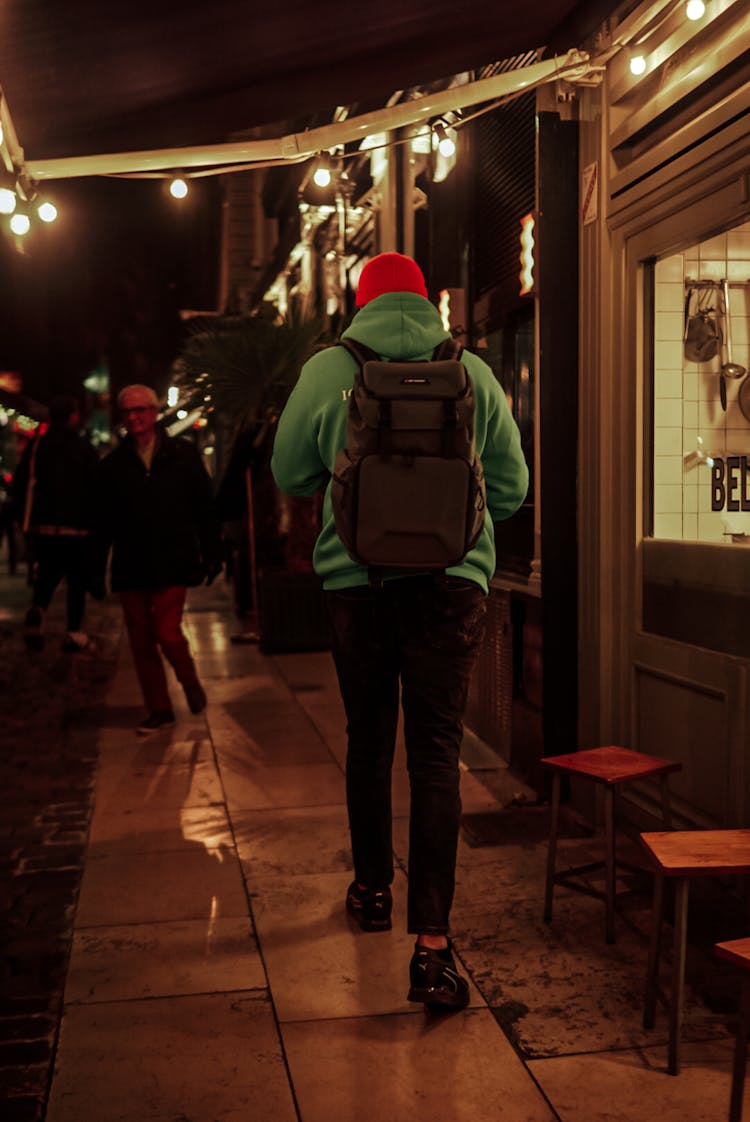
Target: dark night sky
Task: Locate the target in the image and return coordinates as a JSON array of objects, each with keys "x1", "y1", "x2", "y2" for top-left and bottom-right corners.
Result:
[{"x1": 0, "y1": 175, "x2": 221, "y2": 406}]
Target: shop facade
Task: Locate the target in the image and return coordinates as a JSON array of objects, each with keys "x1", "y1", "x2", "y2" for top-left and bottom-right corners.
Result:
[{"x1": 579, "y1": 0, "x2": 750, "y2": 827}]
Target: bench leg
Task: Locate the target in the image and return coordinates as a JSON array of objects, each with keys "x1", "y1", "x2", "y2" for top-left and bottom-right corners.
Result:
[
  {"x1": 730, "y1": 975, "x2": 750, "y2": 1122},
  {"x1": 668, "y1": 877, "x2": 689, "y2": 1076},
  {"x1": 644, "y1": 871, "x2": 664, "y2": 1030},
  {"x1": 544, "y1": 774, "x2": 561, "y2": 923},
  {"x1": 604, "y1": 786, "x2": 616, "y2": 943}
]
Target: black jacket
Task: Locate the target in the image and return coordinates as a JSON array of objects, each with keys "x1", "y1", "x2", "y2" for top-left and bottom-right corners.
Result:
[
  {"x1": 13, "y1": 425, "x2": 100, "y2": 531},
  {"x1": 98, "y1": 430, "x2": 222, "y2": 592}
]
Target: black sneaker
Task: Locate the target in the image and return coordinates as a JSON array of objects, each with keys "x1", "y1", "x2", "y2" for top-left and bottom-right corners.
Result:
[
  {"x1": 136, "y1": 710, "x2": 176, "y2": 735},
  {"x1": 184, "y1": 683, "x2": 207, "y2": 714},
  {"x1": 345, "y1": 881, "x2": 392, "y2": 931},
  {"x1": 24, "y1": 606, "x2": 44, "y2": 651},
  {"x1": 407, "y1": 939, "x2": 469, "y2": 1011}
]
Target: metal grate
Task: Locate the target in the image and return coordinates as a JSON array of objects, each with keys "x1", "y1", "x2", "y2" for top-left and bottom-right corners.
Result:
[{"x1": 472, "y1": 92, "x2": 536, "y2": 303}]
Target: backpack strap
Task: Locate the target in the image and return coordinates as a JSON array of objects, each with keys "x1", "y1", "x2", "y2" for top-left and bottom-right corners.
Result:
[
  {"x1": 432, "y1": 337, "x2": 463, "y2": 361},
  {"x1": 339, "y1": 337, "x2": 381, "y2": 367}
]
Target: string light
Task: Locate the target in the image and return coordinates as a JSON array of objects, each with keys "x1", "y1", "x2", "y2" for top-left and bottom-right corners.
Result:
[
  {"x1": 432, "y1": 120, "x2": 456, "y2": 158},
  {"x1": 36, "y1": 200, "x2": 57, "y2": 223},
  {"x1": 686, "y1": 0, "x2": 705, "y2": 18},
  {"x1": 9, "y1": 212, "x2": 30, "y2": 236},
  {"x1": 0, "y1": 188, "x2": 16, "y2": 215},
  {"x1": 629, "y1": 53, "x2": 647, "y2": 76},
  {"x1": 169, "y1": 177, "x2": 189, "y2": 198},
  {"x1": 312, "y1": 154, "x2": 332, "y2": 188}
]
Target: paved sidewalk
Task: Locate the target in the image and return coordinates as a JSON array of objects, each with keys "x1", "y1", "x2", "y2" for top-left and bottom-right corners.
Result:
[
  {"x1": 0, "y1": 570, "x2": 121, "y2": 1122},
  {"x1": 4, "y1": 576, "x2": 748, "y2": 1121}
]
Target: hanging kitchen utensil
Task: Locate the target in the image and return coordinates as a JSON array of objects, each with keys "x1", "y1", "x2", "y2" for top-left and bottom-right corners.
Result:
[
  {"x1": 738, "y1": 376, "x2": 750, "y2": 423},
  {"x1": 719, "y1": 279, "x2": 747, "y2": 412},
  {"x1": 684, "y1": 284, "x2": 721, "y2": 363}
]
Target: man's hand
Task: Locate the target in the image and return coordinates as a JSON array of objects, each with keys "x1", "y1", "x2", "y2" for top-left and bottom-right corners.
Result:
[{"x1": 204, "y1": 561, "x2": 222, "y2": 587}]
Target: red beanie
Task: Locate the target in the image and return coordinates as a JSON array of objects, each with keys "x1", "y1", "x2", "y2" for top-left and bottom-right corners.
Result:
[{"x1": 355, "y1": 252, "x2": 428, "y2": 307}]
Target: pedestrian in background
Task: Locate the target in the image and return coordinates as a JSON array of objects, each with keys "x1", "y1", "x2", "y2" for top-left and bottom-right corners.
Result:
[
  {"x1": 13, "y1": 394, "x2": 100, "y2": 652},
  {"x1": 97, "y1": 383, "x2": 223, "y2": 735},
  {"x1": 271, "y1": 253, "x2": 529, "y2": 1009}
]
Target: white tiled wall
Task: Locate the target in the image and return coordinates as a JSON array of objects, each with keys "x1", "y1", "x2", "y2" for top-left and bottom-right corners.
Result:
[{"x1": 652, "y1": 220, "x2": 750, "y2": 543}]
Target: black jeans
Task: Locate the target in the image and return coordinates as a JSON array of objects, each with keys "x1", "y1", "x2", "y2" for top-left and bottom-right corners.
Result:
[
  {"x1": 326, "y1": 575, "x2": 486, "y2": 934},
  {"x1": 32, "y1": 535, "x2": 89, "y2": 632}
]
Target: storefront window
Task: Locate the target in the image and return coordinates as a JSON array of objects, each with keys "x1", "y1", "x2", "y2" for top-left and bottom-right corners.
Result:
[{"x1": 651, "y1": 219, "x2": 750, "y2": 543}]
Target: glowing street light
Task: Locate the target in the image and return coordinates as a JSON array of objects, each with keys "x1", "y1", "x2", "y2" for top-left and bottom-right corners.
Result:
[
  {"x1": 0, "y1": 188, "x2": 16, "y2": 215},
  {"x1": 10, "y1": 212, "x2": 30, "y2": 236},
  {"x1": 37, "y1": 200, "x2": 57, "y2": 223},
  {"x1": 170, "y1": 177, "x2": 189, "y2": 199},
  {"x1": 313, "y1": 155, "x2": 332, "y2": 188}
]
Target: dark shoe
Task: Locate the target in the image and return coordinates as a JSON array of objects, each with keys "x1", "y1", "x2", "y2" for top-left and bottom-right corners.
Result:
[
  {"x1": 407, "y1": 939, "x2": 469, "y2": 1010},
  {"x1": 345, "y1": 881, "x2": 392, "y2": 931},
  {"x1": 137, "y1": 710, "x2": 175, "y2": 735},
  {"x1": 24, "y1": 606, "x2": 44, "y2": 651},
  {"x1": 184, "y1": 682, "x2": 207, "y2": 715}
]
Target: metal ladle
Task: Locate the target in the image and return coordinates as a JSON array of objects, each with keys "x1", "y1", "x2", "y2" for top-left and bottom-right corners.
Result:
[{"x1": 719, "y1": 278, "x2": 747, "y2": 410}]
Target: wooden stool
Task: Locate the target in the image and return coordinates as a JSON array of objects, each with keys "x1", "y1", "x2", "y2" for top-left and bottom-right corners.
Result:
[
  {"x1": 641, "y1": 830, "x2": 750, "y2": 1076},
  {"x1": 715, "y1": 938, "x2": 750, "y2": 1122},
  {"x1": 542, "y1": 746, "x2": 681, "y2": 944}
]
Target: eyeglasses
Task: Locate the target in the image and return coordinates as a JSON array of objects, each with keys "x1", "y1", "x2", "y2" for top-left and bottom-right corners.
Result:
[{"x1": 120, "y1": 405, "x2": 156, "y2": 416}]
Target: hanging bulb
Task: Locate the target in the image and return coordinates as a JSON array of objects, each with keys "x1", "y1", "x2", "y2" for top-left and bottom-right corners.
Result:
[
  {"x1": 10, "y1": 212, "x2": 30, "y2": 236},
  {"x1": 313, "y1": 155, "x2": 331, "y2": 188},
  {"x1": 170, "y1": 177, "x2": 189, "y2": 199},
  {"x1": 0, "y1": 187, "x2": 16, "y2": 215},
  {"x1": 686, "y1": 0, "x2": 705, "y2": 18},
  {"x1": 629, "y1": 53, "x2": 647, "y2": 76},
  {"x1": 37, "y1": 200, "x2": 57, "y2": 223},
  {"x1": 432, "y1": 121, "x2": 456, "y2": 158}
]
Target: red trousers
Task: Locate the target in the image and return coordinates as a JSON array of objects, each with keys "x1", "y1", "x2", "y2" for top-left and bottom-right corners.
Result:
[{"x1": 120, "y1": 587, "x2": 200, "y2": 712}]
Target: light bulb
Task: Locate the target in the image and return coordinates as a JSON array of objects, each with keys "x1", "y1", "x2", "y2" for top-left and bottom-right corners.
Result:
[
  {"x1": 170, "y1": 178, "x2": 188, "y2": 199},
  {"x1": 37, "y1": 201, "x2": 57, "y2": 223},
  {"x1": 10, "y1": 213, "x2": 30, "y2": 236},
  {"x1": 686, "y1": 0, "x2": 705, "y2": 18},
  {"x1": 629, "y1": 54, "x2": 647, "y2": 76},
  {"x1": 0, "y1": 188, "x2": 16, "y2": 215},
  {"x1": 313, "y1": 164, "x2": 331, "y2": 188},
  {"x1": 433, "y1": 121, "x2": 456, "y2": 158}
]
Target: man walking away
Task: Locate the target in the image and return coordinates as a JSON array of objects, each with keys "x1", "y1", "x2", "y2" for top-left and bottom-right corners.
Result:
[
  {"x1": 13, "y1": 394, "x2": 100, "y2": 652},
  {"x1": 271, "y1": 253, "x2": 529, "y2": 1009},
  {"x1": 98, "y1": 384, "x2": 222, "y2": 735}
]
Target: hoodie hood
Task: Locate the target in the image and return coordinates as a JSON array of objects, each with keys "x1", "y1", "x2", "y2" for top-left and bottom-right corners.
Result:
[{"x1": 342, "y1": 292, "x2": 449, "y2": 360}]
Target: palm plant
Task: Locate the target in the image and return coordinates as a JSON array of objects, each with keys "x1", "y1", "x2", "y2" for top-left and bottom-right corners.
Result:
[
  {"x1": 175, "y1": 312, "x2": 323, "y2": 436},
  {"x1": 174, "y1": 312, "x2": 328, "y2": 634}
]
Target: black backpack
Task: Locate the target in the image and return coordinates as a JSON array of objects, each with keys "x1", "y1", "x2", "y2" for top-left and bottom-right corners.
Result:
[{"x1": 331, "y1": 337, "x2": 486, "y2": 571}]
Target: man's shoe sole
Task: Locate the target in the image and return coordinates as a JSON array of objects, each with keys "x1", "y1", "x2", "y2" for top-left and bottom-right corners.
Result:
[
  {"x1": 407, "y1": 985, "x2": 469, "y2": 1010},
  {"x1": 345, "y1": 901, "x2": 392, "y2": 932}
]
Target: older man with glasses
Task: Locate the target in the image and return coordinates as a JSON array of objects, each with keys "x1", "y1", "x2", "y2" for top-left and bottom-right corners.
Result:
[{"x1": 97, "y1": 384, "x2": 223, "y2": 734}]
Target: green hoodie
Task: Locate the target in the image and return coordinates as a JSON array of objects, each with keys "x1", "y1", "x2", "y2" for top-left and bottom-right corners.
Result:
[{"x1": 271, "y1": 292, "x2": 529, "y2": 593}]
